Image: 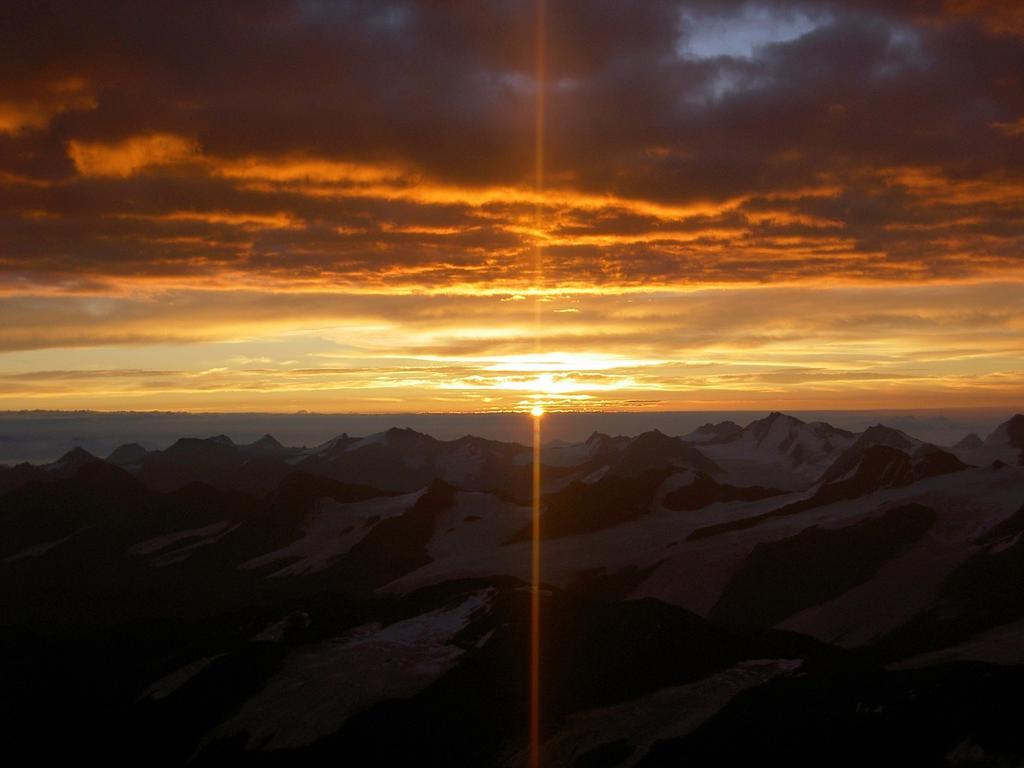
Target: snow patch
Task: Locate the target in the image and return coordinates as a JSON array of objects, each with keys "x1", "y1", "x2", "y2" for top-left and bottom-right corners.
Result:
[
  {"x1": 241, "y1": 490, "x2": 425, "y2": 577},
  {"x1": 2, "y1": 535, "x2": 72, "y2": 563},
  {"x1": 139, "y1": 655, "x2": 227, "y2": 702},
  {"x1": 506, "y1": 658, "x2": 803, "y2": 767},
  {"x1": 208, "y1": 590, "x2": 493, "y2": 751},
  {"x1": 129, "y1": 521, "x2": 233, "y2": 557}
]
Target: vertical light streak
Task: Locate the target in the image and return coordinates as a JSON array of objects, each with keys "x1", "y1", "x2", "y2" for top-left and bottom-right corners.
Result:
[
  {"x1": 530, "y1": 405, "x2": 542, "y2": 768},
  {"x1": 533, "y1": 0, "x2": 546, "y2": 349},
  {"x1": 530, "y1": 3, "x2": 546, "y2": 766}
]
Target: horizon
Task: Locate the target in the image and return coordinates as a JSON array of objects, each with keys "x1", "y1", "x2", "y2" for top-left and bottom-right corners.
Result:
[{"x1": 3, "y1": 406, "x2": 1020, "y2": 465}]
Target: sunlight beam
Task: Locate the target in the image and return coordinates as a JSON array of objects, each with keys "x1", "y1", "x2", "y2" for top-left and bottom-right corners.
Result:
[
  {"x1": 530, "y1": 404, "x2": 543, "y2": 768},
  {"x1": 530, "y1": 2, "x2": 546, "y2": 766}
]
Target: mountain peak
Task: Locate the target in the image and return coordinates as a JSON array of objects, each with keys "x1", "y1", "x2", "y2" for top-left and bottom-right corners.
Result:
[
  {"x1": 244, "y1": 433, "x2": 285, "y2": 454},
  {"x1": 855, "y1": 424, "x2": 918, "y2": 450},
  {"x1": 383, "y1": 426, "x2": 435, "y2": 446},
  {"x1": 985, "y1": 414, "x2": 1024, "y2": 447},
  {"x1": 743, "y1": 411, "x2": 806, "y2": 449},
  {"x1": 952, "y1": 433, "x2": 983, "y2": 451},
  {"x1": 54, "y1": 446, "x2": 96, "y2": 463},
  {"x1": 106, "y1": 442, "x2": 148, "y2": 465},
  {"x1": 611, "y1": 430, "x2": 721, "y2": 477},
  {"x1": 819, "y1": 426, "x2": 921, "y2": 484},
  {"x1": 765, "y1": 411, "x2": 803, "y2": 424},
  {"x1": 629, "y1": 429, "x2": 672, "y2": 446},
  {"x1": 166, "y1": 436, "x2": 238, "y2": 454},
  {"x1": 684, "y1": 420, "x2": 743, "y2": 444},
  {"x1": 45, "y1": 447, "x2": 100, "y2": 476},
  {"x1": 384, "y1": 426, "x2": 432, "y2": 442},
  {"x1": 745, "y1": 411, "x2": 804, "y2": 432}
]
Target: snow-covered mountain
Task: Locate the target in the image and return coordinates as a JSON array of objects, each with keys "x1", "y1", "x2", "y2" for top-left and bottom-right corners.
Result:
[
  {"x1": 683, "y1": 412, "x2": 856, "y2": 489},
  {"x1": 1, "y1": 411, "x2": 1023, "y2": 765},
  {"x1": 953, "y1": 412, "x2": 1024, "y2": 467}
]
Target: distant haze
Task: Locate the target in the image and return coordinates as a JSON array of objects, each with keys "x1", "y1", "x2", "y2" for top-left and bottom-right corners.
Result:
[{"x1": 0, "y1": 409, "x2": 1016, "y2": 465}]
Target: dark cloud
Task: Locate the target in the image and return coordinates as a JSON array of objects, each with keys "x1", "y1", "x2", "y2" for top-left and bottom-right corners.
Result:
[{"x1": 1, "y1": 0, "x2": 1023, "y2": 290}]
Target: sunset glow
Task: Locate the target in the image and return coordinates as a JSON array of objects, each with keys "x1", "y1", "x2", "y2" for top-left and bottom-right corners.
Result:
[
  {"x1": 4, "y1": 4, "x2": 1024, "y2": 764},
  {"x1": 1, "y1": 1, "x2": 1023, "y2": 414}
]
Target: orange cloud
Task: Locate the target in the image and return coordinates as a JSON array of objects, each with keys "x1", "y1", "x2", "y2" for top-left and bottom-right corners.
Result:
[
  {"x1": 112, "y1": 210, "x2": 303, "y2": 231},
  {"x1": 944, "y1": 0, "x2": 1024, "y2": 36},
  {"x1": 993, "y1": 117, "x2": 1024, "y2": 136},
  {"x1": 0, "y1": 282, "x2": 1020, "y2": 412},
  {"x1": 0, "y1": 78, "x2": 96, "y2": 134},
  {"x1": 214, "y1": 156, "x2": 408, "y2": 184},
  {"x1": 877, "y1": 166, "x2": 1024, "y2": 207},
  {"x1": 68, "y1": 133, "x2": 200, "y2": 177}
]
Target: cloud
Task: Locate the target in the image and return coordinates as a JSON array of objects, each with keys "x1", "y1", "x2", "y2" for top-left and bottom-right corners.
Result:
[
  {"x1": 0, "y1": 77, "x2": 96, "y2": 134},
  {"x1": 67, "y1": 133, "x2": 199, "y2": 176},
  {"x1": 1, "y1": 1, "x2": 1022, "y2": 409},
  {"x1": 0, "y1": 281, "x2": 1020, "y2": 411},
  {"x1": 943, "y1": 0, "x2": 1024, "y2": 37},
  {"x1": 993, "y1": 116, "x2": 1024, "y2": 136}
]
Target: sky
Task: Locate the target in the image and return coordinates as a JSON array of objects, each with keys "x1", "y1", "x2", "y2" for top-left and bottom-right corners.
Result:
[{"x1": 1, "y1": 0, "x2": 1023, "y2": 413}]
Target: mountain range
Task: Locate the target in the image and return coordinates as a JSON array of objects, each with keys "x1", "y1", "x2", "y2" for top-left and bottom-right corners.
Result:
[{"x1": 2, "y1": 411, "x2": 1023, "y2": 765}]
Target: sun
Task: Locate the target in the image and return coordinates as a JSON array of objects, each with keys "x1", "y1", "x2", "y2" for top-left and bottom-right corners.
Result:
[{"x1": 530, "y1": 405, "x2": 545, "y2": 417}]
